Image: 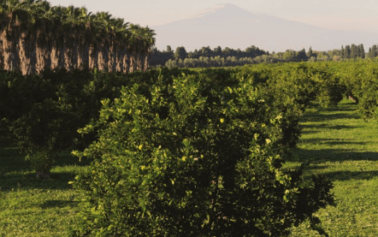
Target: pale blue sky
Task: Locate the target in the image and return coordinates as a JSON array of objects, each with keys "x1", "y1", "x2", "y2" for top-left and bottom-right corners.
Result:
[{"x1": 48, "y1": 0, "x2": 378, "y2": 32}]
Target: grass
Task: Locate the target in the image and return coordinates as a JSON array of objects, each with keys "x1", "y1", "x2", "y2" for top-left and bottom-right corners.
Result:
[
  {"x1": 288, "y1": 98, "x2": 378, "y2": 236},
  {"x1": 1, "y1": 97, "x2": 378, "y2": 236},
  {"x1": 0, "y1": 138, "x2": 89, "y2": 237}
]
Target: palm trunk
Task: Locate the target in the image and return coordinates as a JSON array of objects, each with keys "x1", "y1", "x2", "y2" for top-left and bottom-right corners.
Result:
[
  {"x1": 102, "y1": 41, "x2": 109, "y2": 71},
  {"x1": 88, "y1": 42, "x2": 98, "y2": 71},
  {"x1": 58, "y1": 39, "x2": 65, "y2": 70},
  {"x1": 77, "y1": 34, "x2": 89, "y2": 70},
  {"x1": 1, "y1": 14, "x2": 19, "y2": 72},
  {"x1": 50, "y1": 39, "x2": 59, "y2": 70},
  {"x1": 122, "y1": 44, "x2": 130, "y2": 74},
  {"x1": 0, "y1": 31, "x2": 10, "y2": 71},
  {"x1": 115, "y1": 42, "x2": 123, "y2": 73},
  {"x1": 35, "y1": 28, "x2": 48, "y2": 73},
  {"x1": 0, "y1": 39, "x2": 3, "y2": 70},
  {"x1": 11, "y1": 24, "x2": 21, "y2": 72},
  {"x1": 28, "y1": 32, "x2": 37, "y2": 74},
  {"x1": 83, "y1": 44, "x2": 89, "y2": 69},
  {"x1": 18, "y1": 31, "x2": 29, "y2": 75},
  {"x1": 129, "y1": 52, "x2": 135, "y2": 73},
  {"x1": 72, "y1": 40, "x2": 77, "y2": 69},
  {"x1": 76, "y1": 40, "x2": 84, "y2": 69},
  {"x1": 97, "y1": 41, "x2": 106, "y2": 71},
  {"x1": 76, "y1": 27, "x2": 85, "y2": 69},
  {"x1": 143, "y1": 48, "x2": 150, "y2": 72},
  {"x1": 2, "y1": 30, "x2": 17, "y2": 72},
  {"x1": 108, "y1": 38, "x2": 115, "y2": 72},
  {"x1": 51, "y1": 31, "x2": 64, "y2": 70},
  {"x1": 136, "y1": 41, "x2": 143, "y2": 71},
  {"x1": 64, "y1": 35, "x2": 73, "y2": 71}
]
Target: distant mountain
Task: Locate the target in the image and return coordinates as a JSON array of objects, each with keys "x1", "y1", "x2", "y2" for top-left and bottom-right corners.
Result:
[{"x1": 152, "y1": 3, "x2": 378, "y2": 52}]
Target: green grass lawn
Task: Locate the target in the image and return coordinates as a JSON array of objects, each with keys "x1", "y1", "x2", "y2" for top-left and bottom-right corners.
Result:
[
  {"x1": 1, "y1": 98, "x2": 378, "y2": 236},
  {"x1": 289, "y1": 98, "x2": 378, "y2": 236},
  {"x1": 0, "y1": 139, "x2": 89, "y2": 237}
]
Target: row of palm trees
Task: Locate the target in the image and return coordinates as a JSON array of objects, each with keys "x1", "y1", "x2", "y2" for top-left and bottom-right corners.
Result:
[{"x1": 0, "y1": 0, "x2": 156, "y2": 75}]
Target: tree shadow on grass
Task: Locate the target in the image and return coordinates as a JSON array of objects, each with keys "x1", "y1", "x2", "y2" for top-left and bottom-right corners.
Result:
[
  {"x1": 0, "y1": 171, "x2": 78, "y2": 191},
  {"x1": 302, "y1": 101, "x2": 360, "y2": 122},
  {"x1": 288, "y1": 148, "x2": 378, "y2": 182},
  {"x1": 0, "y1": 136, "x2": 92, "y2": 191},
  {"x1": 321, "y1": 170, "x2": 378, "y2": 182},
  {"x1": 301, "y1": 112, "x2": 360, "y2": 123},
  {"x1": 299, "y1": 138, "x2": 368, "y2": 146},
  {"x1": 291, "y1": 148, "x2": 378, "y2": 163},
  {"x1": 300, "y1": 124, "x2": 360, "y2": 130},
  {"x1": 40, "y1": 200, "x2": 81, "y2": 209}
]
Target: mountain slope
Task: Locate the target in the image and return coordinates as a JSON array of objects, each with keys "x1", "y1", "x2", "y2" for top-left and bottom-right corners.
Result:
[{"x1": 153, "y1": 3, "x2": 378, "y2": 52}]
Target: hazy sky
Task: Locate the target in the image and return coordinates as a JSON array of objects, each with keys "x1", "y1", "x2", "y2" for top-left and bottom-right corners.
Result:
[{"x1": 48, "y1": 0, "x2": 378, "y2": 32}]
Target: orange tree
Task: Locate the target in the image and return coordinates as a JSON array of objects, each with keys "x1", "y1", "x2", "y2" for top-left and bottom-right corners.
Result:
[{"x1": 71, "y1": 68, "x2": 334, "y2": 236}]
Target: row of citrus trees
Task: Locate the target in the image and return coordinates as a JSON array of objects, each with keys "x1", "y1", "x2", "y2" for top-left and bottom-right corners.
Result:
[
  {"x1": 0, "y1": 0, "x2": 155, "y2": 75},
  {"x1": 1, "y1": 61, "x2": 377, "y2": 235}
]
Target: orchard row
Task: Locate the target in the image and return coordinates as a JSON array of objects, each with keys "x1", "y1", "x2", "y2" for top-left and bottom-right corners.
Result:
[{"x1": 1, "y1": 61, "x2": 377, "y2": 235}]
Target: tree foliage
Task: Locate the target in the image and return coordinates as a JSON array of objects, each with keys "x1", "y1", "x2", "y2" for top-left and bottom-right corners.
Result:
[{"x1": 70, "y1": 67, "x2": 335, "y2": 236}]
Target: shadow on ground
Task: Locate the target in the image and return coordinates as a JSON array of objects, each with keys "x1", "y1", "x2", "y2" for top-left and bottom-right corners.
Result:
[
  {"x1": 299, "y1": 138, "x2": 368, "y2": 146},
  {"x1": 0, "y1": 171, "x2": 79, "y2": 191},
  {"x1": 40, "y1": 200, "x2": 81, "y2": 209},
  {"x1": 288, "y1": 147, "x2": 378, "y2": 182},
  {"x1": 302, "y1": 102, "x2": 360, "y2": 123},
  {"x1": 0, "y1": 136, "x2": 91, "y2": 191}
]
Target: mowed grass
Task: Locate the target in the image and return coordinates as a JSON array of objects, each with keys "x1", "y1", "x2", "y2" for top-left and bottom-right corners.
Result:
[
  {"x1": 1, "y1": 98, "x2": 378, "y2": 236},
  {"x1": 0, "y1": 138, "x2": 89, "y2": 237},
  {"x1": 289, "y1": 98, "x2": 378, "y2": 236}
]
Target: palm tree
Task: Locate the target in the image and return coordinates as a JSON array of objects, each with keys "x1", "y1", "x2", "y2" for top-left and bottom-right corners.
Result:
[
  {"x1": 109, "y1": 18, "x2": 127, "y2": 73},
  {"x1": 143, "y1": 27, "x2": 156, "y2": 71},
  {"x1": 75, "y1": 7, "x2": 90, "y2": 70},
  {"x1": 122, "y1": 32, "x2": 131, "y2": 74},
  {"x1": 94, "y1": 12, "x2": 113, "y2": 71},
  {"x1": 0, "y1": 0, "x2": 30, "y2": 72},
  {"x1": 47, "y1": 5, "x2": 66, "y2": 71},
  {"x1": 95, "y1": 27, "x2": 107, "y2": 71},
  {"x1": 12, "y1": 0, "x2": 36, "y2": 75},
  {"x1": 62, "y1": 6, "x2": 77, "y2": 71},
  {"x1": 24, "y1": 0, "x2": 47, "y2": 74}
]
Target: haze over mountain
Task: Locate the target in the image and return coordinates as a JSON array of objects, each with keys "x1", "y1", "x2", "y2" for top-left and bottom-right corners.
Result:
[{"x1": 153, "y1": 3, "x2": 378, "y2": 52}]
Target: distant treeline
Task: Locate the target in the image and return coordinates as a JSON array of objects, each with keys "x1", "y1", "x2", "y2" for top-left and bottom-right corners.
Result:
[
  {"x1": 149, "y1": 45, "x2": 268, "y2": 67},
  {"x1": 150, "y1": 43, "x2": 378, "y2": 68}
]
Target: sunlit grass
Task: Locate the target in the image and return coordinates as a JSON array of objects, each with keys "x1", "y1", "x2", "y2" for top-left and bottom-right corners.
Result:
[
  {"x1": 288, "y1": 98, "x2": 378, "y2": 236},
  {"x1": 0, "y1": 140, "x2": 88, "y2": 237}
]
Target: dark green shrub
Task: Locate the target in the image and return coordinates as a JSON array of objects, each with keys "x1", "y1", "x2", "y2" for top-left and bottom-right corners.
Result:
[{"x1": 71, "y1": 69, "x2": 334, "y2": 236}]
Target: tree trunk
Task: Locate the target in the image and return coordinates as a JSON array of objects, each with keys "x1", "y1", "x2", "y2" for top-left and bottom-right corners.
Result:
[
  {"x1": 18, "y1": 31, "x2": 29, "y2": 75},
  {"x1": 122, "y1": 45, "x2": 130, "y2": 74},
  {"x1": 0, "y1": 39, "x2": 3, "y2": 70},
  {"x1": 97, "y1": 41, "x2": 106, "y2": 71},
  {"x1": 77, "y1": 35, "x2": 89, "y2": 70},
  {"x1": 76, "y1": 27, "x2": 86, "y2": 70},
  {"x1": 129, "y1": 53, "x2": 135, "y2": 73},
  {"x1": 0, "y1": 31, "x2": 9, "y2": 71},
  {"x1": 89, "y1": 42, "x2": 98, "y2": 71},
  {"x1": 115, "y1": 43, "x2": 123, "y2": 73},
  {"x1": 58, "y1": 39, "x2": 65, "y2": 70},
  {"x1": 72, "y1": 40, "x2": 78, "y2": 70},
  {"x1": 64, "y1": 35, "x2": 73, "y2": 71},
  {"x1": 143, "y1": 49, "x2": 150, "y2": 72},
  {"x1": 108, "y1": 39, "x2": 116, "y2": 73},
  {"x1": 27, "y1": 32, "x2": 37, "y2": 74},
  {"x1": 36, "y1": 25, "x2": 49, "y2": 73},
  {"x1": 1, "y1": 30, "x2": 15, "y2": 71}
]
